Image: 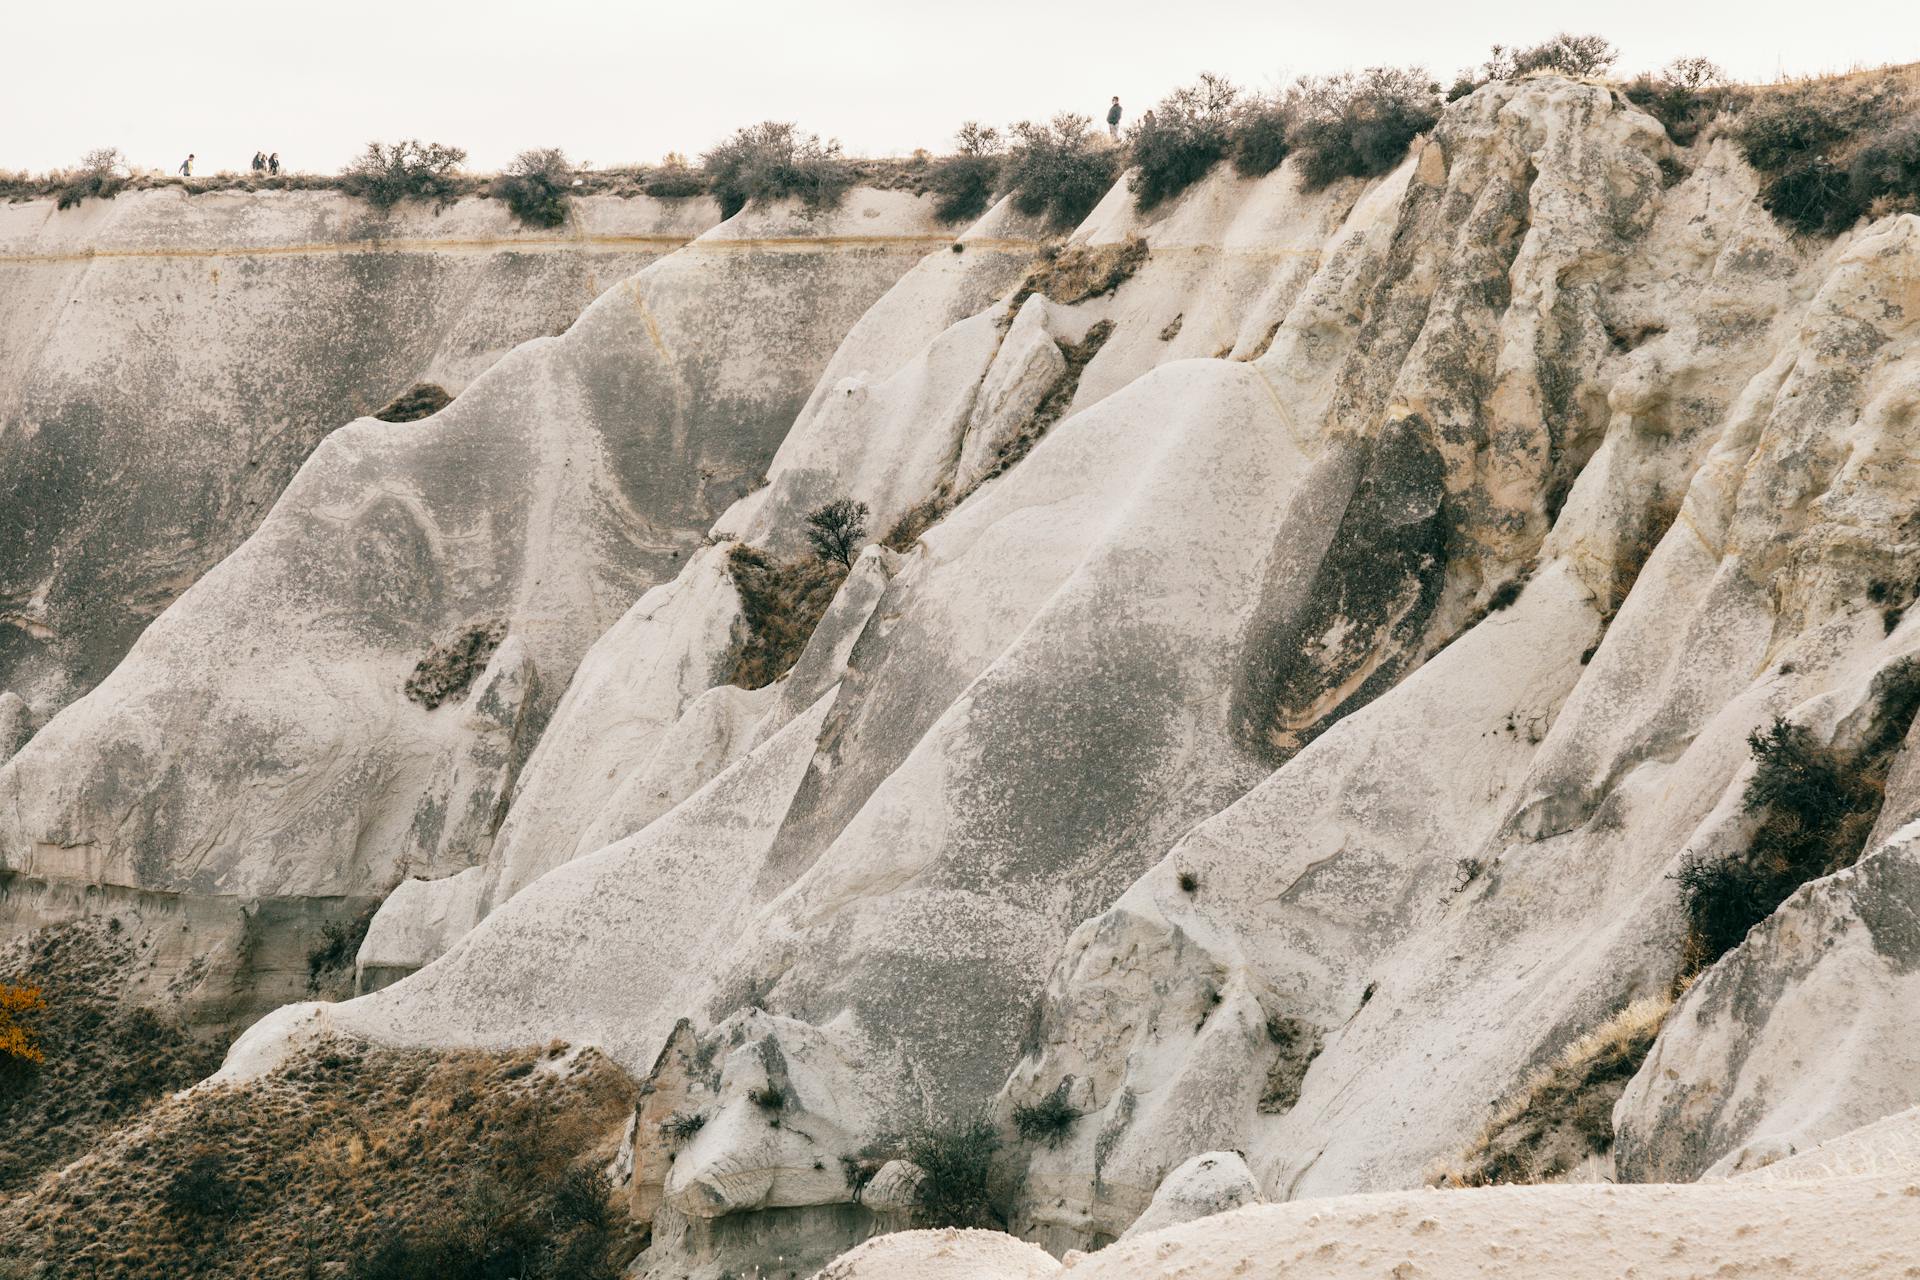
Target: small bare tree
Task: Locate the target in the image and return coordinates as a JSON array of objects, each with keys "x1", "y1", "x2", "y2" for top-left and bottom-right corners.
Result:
[{"x1": 805, "y1": 499, "x2": 869, "y2": 568}]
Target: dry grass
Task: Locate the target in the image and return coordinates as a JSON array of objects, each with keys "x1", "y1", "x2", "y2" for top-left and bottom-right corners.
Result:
[
  {"x1": 403, "y1": 621, "x2": 504, "y2": 709},
  {"x1": 1431, "y1": 991, "x2": 1677, "y2": 1187},
  {"x1": 1006, "y1": 236, "x2": 1147, "y2": 314},
  {"x1": 0, "y1": 1035, "x2": 639, "y2": 1278},
  {"x1": 0, "y1": 923, "x2": 225, "y2": 1197},
  {"x1": 1602, "y1": 494, "x2": 1680, "y2": 625},
  {"x1": 372, "y1": 383, "x2": 453, "y2": 423},
  {"x1": 722, "y1": 545, "x2": 848, "y2": 689}
]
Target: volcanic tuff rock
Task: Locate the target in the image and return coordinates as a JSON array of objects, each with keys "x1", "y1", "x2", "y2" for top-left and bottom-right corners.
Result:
[
  {"x1": 9, "y1": 69, "x2": 1920, "y2": 1280},
  {"x1": 0, "y1": 190, "x2": 718, "y2": 724},
  {"x1": 0, "y1": 185, "x2": 1017, "y2": 1023}
]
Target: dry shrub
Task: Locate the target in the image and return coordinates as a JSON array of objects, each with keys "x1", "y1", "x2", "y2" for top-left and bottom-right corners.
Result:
[
  {"x1": 373, "y1": 382, "x2": 453, "y2": 423},
  {"x1": 1006, "y1": 235, "x2": 1147, "y2": 312},
  {"x1": 0, "y1": 1036, "x2": 639, "y2": 1279},
  {"x1": 340, "y1": 139, "x2": 469, "y2": 210},
  {"x1": 1010, "y1": 1086, "x2": 1078, "y2": 1147},
  {"x1": 723, "y1": 545, "x2": 847, "y2": 689},
  {"x1": 0, "y1": 983, "x2": 46, "y2": 1066},
  {"x1": 1732, "y1": 69, "x2": 1920, "y2": 236},
  {"x1": 804, "y1": 498, "x2": 869, "y2": 568},
  {"x1": 404, "y1": 621, "x2": 505, "y2": 708},
  {"x1": 1672, "y1": 659, "x2": 1920, "y2": 972},
  {"x1": 1127, "y1": 72, "x2": 1241, "y2": 210},
  {"x1": 1623, "y1": 57, "x2": 1732, "y2": 145},
  {"x1": 306, "y1": 904, "x2": 379, "y2": 997},
  {"x1": 702, "y1": 122, "x2": 852, "y2": 219},
  {"x1": 1231, "y1": 98, "x2": 1294, "y2": 177},
  {"x1": 1289, "y1": 68, "x2": 1441, "y2": 191},
  {"x1": 55, "y1": 147, "x2": 127, "y2": 210},
  {"x1": 490, "y1": 147, "x2": 574, "y2": 228},
  {"x1": 1001, "y1": 114, "x2": 1120, "y2": 229},
  {"x1": 929, "y1": 123, "x2": 1003, "y2": 223},
  {"x1": 1506, "y1": 33, "x2": 1619, "y2": 78},
  {"x1": 1433, "y1": 992, "x2": 1675, "y2": 1187},
  {"x1": 642, "y1": 161, "x2": 709, "y2": 198}
]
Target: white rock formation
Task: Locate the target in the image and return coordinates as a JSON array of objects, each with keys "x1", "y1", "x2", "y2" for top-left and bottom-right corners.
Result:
[
  {"x1": 1119, "y1": 1152, "x2": 1263, "y2": 1240},
  {"x1": 0, "y1": 187, "x2": 992, "y2": 1021},
  {"x1": 0, "y1": 189, "x2": 718, "y2": 720},
  {"x1": 14, "y1": 69, "x2": 1920, "y2": 1280}
]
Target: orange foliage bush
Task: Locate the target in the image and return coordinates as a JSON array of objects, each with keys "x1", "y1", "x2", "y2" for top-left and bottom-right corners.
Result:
[{"x1": 0, "y1": 983, "x2": 47, "y2": 1065}]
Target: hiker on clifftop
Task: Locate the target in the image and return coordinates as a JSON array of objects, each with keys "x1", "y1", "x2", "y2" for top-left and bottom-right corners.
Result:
[
  {"x1": 178, "y1": 154, "x2": 194, "y2": 177},
  {"x1": 1107, "y1": 96, "x2": 1123, "y2": 138},
  {"x1": 251, "y1": 151, "x2": 265, "y2": 172},
  {"x1": 268, "y1": 152, "x2": 280, "y2": 176}
]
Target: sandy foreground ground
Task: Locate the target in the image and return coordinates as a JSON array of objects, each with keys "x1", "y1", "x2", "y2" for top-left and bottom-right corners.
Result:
[{"x1": 823, "y1": 1173, "x2": 1920, "y2": 1279}]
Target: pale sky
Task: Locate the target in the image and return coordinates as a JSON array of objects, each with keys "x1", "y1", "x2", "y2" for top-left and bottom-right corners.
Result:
[{"x1": 6, "y1": 0, "x2": 1918, "y2": 176}]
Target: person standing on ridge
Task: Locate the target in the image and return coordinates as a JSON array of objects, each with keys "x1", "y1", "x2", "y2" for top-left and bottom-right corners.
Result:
[
  {"x1": 251, "y1": 151, "x2": 265, "y2": 173},
  {"x1": 1107, "y1": 96, "x2": 1123, "y2": 138},
  {"x1": 178, "y1": 154, "x2": 194, "y2": 177},
  {"x1": 268, "y1": 152, "x2": 280, "y2": 175}
]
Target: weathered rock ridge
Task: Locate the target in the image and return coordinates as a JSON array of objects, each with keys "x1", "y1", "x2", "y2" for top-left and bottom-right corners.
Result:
[
  {"x1": 0, "y1": 189, "x2": 722, "y2": 726},
  {"x1": 8, "y1": 73, "x2": 1920, "y2": 1279}
]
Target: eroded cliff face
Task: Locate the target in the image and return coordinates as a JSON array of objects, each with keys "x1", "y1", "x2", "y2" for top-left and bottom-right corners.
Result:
[
  {"x1": 0, "y1": 186, "x2": 1000, "y2": 1025},
  {"x1": 0, "y1": 189, "x2": 721, "y2": 726},
  {"x1": 9, "y1": 72, "x2": 1920, "y2": 1280}
]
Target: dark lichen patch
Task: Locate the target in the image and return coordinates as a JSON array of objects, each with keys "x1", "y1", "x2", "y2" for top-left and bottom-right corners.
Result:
[
  {"x1": 722, "y1": 544, "x2": 848, "y2": 690},
  {"x1": 403, "y1": 621, "x2": 504, "y2": 709},
  {"x1": 372, "y1": 382, "x2": 454, "y2": 423},
  {"x1": 1432, "y1": 993, "x2": 1673, "y2": 1186},
  {"x1": 1258, "y1": 1016, "x2": 1324, "y2": 1114},
  {"x1": 1232, "y1": 416, "x2": 1450, "y2": 762}
]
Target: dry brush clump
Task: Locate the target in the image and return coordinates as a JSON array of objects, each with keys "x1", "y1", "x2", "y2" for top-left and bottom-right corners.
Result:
[
  {"x1": 0, "y1": 1036, "x2": 640, "y2": 1279},
  {"x1": 490, "y1": 146, "x2": 575, "y2": 228},
  {"x1": 53, "y1": 147, "x2": 128, "y2": 210},
  {"x1": 1729, "y1": 66, "x2": 1920, "y2": 236},
  {"x1": 1126, "y1": 72, "x2": 1241, "y2": 210},
  {"x1": 306, "y1": 903, "x2": 379, "y2": 999},
  {"x1": 1432, "y1": 991, "x2": 1676, "y2": 1187},
  {"x1": 339, "y1": 139, "x2": 471, "y2": 211},
  {"x1": 1672, "y1": 659, "x2": 1920, "y2": 972},
  {"x1": 403, "y1": 620, "x2": 505, "y2": 709},
  {"x1": 1000, "y1": 114, "x2": 1121, "y2": 230},
  {"x1": 1006, "y1": 236, "x2": 1147, "y2": 313},
  {"x1": 1011, "y1": 1087, "x2": 1079, "y2": 1148},
  {"x1": 372, "y1": 381, "x2": 454, "y2": 423},
  {"x1": 0, "y1": 983, "x2": 45, "y2": 1066},
  {"x1": 928, "y1": 122, "x2": 1004, "y2": 223},
  {"x1": 1289, "y1": 67, "x2": 1442, "y2": 191},
  {"x1": 722, "y1": 500, "x2": 868, "y2": 689},
  {"x1": 1623, "y1": 56, "x2": 1733, "y2": 146},
  {"x1": 702, "y1": 121, "x2": 853, "y2": 219},
  {"x1": 849, "y1": 1119, "x2": 1004, "y2": 1229}
]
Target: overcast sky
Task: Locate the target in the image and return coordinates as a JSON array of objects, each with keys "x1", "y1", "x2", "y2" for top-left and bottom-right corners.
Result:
[{"x1": 6, "y1": 0, "x2": 1918, "y2": 175}]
